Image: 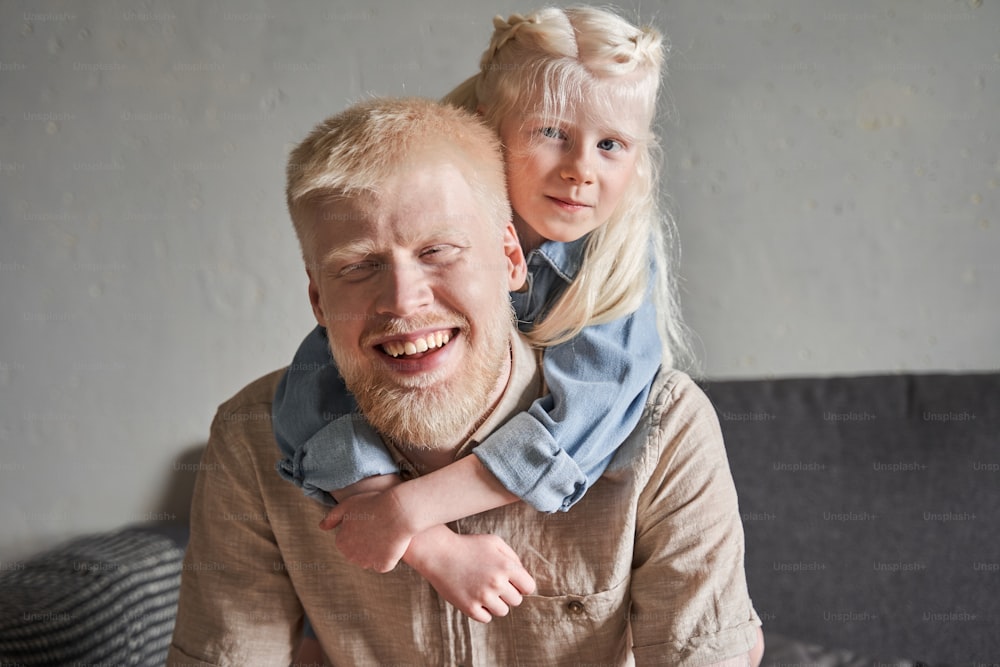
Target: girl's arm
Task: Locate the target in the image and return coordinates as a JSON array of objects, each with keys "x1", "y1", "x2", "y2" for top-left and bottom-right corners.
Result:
[
  {"x1": 324, "y1": 292, "x2": 661, "y2": 559},
  {"x1": 275, "y1": 326, "x2": 535, "y2": 622},
  {"x1": 283, "y1": 289, "x2": 660, "y2": 604},
  {"x1": 318, "y1": 455, "x2": 517, "y2": 569},
  {"x1": 275, "y1": 327, "x2": 521, "y2": 559},
  {"x1": 326, "y1": 472, "x2": 535, "y2": 623}
]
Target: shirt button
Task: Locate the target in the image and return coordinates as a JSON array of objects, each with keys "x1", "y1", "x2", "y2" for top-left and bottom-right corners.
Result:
[{"x1": 567, "y1": 600, "x2": 585, "y2": 615}]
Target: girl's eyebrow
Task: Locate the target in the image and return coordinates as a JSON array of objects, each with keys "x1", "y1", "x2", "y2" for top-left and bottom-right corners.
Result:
[
  {"x1": 601, "y1": 126, "x2": 640, "y2": 144},
  {"x1": 588, "y1": 117, "x2": 643, "y2": 143}
]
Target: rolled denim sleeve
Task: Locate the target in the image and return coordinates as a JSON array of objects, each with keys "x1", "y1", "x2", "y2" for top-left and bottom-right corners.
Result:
[
  {"x1": 473, "y1": 295, "x2": 662, "y2": 512},
  {"x1": 272, "y1": 325, "x2": 397, "y2": 505}
]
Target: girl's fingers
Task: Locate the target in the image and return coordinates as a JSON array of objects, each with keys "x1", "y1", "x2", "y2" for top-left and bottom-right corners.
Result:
[
  {"x1": 468, "y1": 606, "x2": 493, "y2": 624},
  {"x1": 484, "y1": 597, "x2": 510, "y2": 618},
  {"x1": 501, "y1": 587, "x2": 523, "y2": 608},
  {"x1": 512, "y1": 569, "x2": 537, "y2": 595},
  {"x1": 318, "y1": 506, "x2": 343, "y2": 530}
]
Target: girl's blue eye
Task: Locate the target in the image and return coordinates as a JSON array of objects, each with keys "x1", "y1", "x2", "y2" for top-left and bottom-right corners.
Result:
[
  {"x1": 597, "y1": 138, "x2": 624, "y2": 152},
  {"x1": 540, "y1": 127, "x2": 564, "y2": 139}
]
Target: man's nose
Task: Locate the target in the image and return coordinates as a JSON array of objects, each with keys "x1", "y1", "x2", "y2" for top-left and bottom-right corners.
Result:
[
  {"x1": 560, "y1": 143, "x2": 596, "y2": 185},
  {"x1": 374, "y1": 261, "x2": 433, "y2": 317}
]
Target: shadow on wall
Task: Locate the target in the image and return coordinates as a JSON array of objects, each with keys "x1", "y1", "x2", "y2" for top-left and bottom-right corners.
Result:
[{"x1": 152, "y1": 443, "x2": 207, "y2": 527}]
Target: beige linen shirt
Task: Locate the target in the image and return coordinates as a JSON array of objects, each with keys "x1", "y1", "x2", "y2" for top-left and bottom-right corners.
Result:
[{"x1": 168, "y1": 333, "x2": 760, "y2": 666}]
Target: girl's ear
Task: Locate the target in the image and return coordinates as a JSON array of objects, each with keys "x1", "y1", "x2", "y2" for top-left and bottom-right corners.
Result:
[
  {"x1": 502, "y1": 222, "x2": 528, "y2": 291},
  {"x1": 475, "y1": 104, "x2": 486, "y2": 118}
]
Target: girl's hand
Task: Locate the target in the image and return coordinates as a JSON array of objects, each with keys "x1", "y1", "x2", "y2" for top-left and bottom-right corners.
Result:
[
  {"x1": 319, "y1": 489, "x2": 414, "y2": 573},
  {"x1": 405, "y1": 528, "x2": 537, "y2": 623}
]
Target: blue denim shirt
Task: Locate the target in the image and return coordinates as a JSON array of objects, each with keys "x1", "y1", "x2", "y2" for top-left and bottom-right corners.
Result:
[{"x1": 273, "y1": 235, "x2": 662, "y2": 512}]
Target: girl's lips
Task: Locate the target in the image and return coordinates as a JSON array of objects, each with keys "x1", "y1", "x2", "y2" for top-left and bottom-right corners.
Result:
[{"x1": 547, "y1": 195, "x2": 591, "y2": 209}]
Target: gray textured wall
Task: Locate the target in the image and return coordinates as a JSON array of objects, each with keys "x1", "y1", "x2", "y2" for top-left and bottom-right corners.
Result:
[
  {"x1": 1, "y1": 1, "x2": 997, "y2": 558},
  {"x1": 664, "y1": 1, "x2": 998, "y2": 378}
]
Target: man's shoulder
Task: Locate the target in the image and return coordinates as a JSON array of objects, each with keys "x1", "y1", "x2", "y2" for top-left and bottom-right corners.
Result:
[
  {"x1": 213, "y1": 368, "x2": 286, "y2": 426},
  {"x1": 646, "y1": 368, "x2": 715, "y2": 424},
  {"x1": 626, "y1": 368, "x2": 723, "y2": 470}
]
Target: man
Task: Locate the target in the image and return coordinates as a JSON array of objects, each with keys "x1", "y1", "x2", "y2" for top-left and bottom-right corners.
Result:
[{"x1": 168, "y1": 97, "x2": 763, "y2": 666}]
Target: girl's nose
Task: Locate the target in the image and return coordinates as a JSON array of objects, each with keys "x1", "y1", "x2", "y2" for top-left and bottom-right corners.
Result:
[{"x1": 561, "y1": 144, "x2": 596, "y2": 185}]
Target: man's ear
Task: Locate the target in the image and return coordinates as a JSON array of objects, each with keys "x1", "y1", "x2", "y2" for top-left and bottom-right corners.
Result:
[
  {"x1": 502, "y1": 222, "x2": 528, "y2": 291},
  {"x1": 306, "y1": 267, "x2": 327, "y2": 327}
]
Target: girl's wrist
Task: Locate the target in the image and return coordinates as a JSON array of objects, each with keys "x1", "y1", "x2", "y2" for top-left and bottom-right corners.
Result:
[
  {"x1": 385, "y1": 483, "x2": 426, "y2": 536},
  {"x1": 402, "y1": 524, "x2": 454, "y2": 571}
]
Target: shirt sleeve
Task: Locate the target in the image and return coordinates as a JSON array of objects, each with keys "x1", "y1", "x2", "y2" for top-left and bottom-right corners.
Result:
[
  {"x1": 167, "y1": 402, "x2": 304, "y2": 665},
  {"x1": 473, "y1": 293, "x2": 662, "y2": 512},
  {"x1": 629, "y1": 374, "x2": 760, "y2": 666},
  {"x1": 272, "y1": 325, "x2": 398, "y2": 505}
]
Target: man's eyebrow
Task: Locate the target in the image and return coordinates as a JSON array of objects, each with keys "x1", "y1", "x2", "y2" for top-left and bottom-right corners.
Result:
[
  {"x1": 319, "y1": 239, "x2": 378, "y2": 269},
  {"x1": 426, "y1": 226, "x2": 473, "y2": 246},
  {"x1": 385, "y1": 224, "x2": 475, "y2": 248},
  {"x1": 317, "y1": 227, "x2": 475, "y2": 268}
]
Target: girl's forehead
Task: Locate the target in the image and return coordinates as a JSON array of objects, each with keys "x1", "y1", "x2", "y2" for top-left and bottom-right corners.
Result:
[{"x1": 516, "y1": 77, "x2": 655, "y2": 135}]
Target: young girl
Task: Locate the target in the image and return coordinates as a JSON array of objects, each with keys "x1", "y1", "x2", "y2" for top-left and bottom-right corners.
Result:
[{"x1": 276, "y1": 5, "x2": 692, "y2": 627}]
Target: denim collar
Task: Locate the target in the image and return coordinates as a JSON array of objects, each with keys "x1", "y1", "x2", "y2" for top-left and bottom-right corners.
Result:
[{"x1": 526, "y1": 235, "x2": 588, "y2": 284}]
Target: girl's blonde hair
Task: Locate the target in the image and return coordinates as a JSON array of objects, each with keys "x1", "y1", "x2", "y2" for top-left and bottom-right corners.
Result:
[{"x1": 443, "y1": 6, "x2": 694, "y2": 371}]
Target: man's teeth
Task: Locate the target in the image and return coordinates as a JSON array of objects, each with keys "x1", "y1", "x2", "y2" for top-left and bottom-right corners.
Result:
[{"x1": 382, "y1": 331, "x2": 451, "y2": 358}]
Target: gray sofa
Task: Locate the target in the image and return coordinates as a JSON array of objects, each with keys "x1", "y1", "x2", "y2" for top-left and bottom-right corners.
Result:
[
  {"x1": 705, "y1": 372, "x2": 1000, "y2": 666},
  {"x1": 2, "y1": 372, "x2": 997, "y2": 665}
]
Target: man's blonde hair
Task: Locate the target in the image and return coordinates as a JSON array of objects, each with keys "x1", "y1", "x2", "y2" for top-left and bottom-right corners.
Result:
[
  {"x1": 286, "y1": 97, "x2": 511, "y2": 266},
  {"x1": 443, "y1": 6, "x2": 694, "y2": 371}
]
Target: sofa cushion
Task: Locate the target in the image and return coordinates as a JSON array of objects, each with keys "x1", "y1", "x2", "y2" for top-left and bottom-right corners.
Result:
[
  {"x1": 762, "y1": 631, "x2": 920, "y2": 667},
  {"x1": 0, "y1": 524, "x2": 185, "y2": 666},
  {"x1": 701, "y1": 372, "x2": 1000, "y2": 665}
]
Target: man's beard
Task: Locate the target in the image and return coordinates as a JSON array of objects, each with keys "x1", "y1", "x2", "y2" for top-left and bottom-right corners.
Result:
[{"x1": 331, "y1": 305, "x2": 514, "y2": 451}]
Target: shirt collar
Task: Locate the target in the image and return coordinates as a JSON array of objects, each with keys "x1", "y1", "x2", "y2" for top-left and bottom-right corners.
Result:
[
  {"x1": 527, "y1": 235, "x2": 588, "y2": 283},
  {"x1": 455, "y1": 331, "x2": 542, "y2": 459}
]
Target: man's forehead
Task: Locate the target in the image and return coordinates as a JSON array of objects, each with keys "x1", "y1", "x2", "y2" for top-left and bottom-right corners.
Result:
[
  {"x1": 319, "y1": 162, "x2": 480, "y2": 224},
  {"x1": 312, "y1": 170, "x2": 486, "y2": 259}
]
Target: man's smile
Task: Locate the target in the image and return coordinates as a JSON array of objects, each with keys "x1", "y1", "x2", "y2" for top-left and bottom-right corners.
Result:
[{"x1": 375, "y1": 328, "x2": 457, "y2": 359}]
